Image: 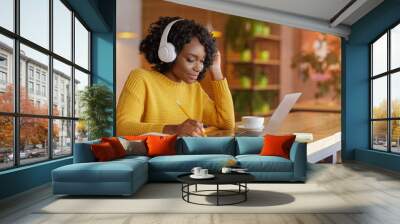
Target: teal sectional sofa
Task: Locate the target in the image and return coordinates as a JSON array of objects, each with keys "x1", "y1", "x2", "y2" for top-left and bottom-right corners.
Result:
[{"x1": 52, "y1": 137, "x2": 307, "y2": 196}]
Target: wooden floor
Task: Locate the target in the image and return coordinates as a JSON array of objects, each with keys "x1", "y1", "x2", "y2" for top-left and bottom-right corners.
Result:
[{"x1": 1, "y1": 162, "x2": 400, "y2": 224}]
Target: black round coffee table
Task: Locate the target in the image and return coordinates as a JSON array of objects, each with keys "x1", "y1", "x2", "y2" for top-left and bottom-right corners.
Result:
[{"x1": 177, "y1": 173, "x2": 255, "y2": 206}]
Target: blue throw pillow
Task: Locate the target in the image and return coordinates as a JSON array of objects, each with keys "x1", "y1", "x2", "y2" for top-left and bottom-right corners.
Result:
[
  {"x1": 235, "y1": 137, "x2": 264, "y2": 155},
  {"x1": 179, "y1": 137, "x2": 235, "y2": 155}
]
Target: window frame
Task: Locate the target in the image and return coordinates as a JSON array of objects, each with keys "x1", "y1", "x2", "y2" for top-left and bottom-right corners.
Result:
[
  {"x1": 0, "y1": 0, "x2": 92, "y2": 171},
  {"x1": 370, "y1": 21, "x2": 400, "y2": 154}
]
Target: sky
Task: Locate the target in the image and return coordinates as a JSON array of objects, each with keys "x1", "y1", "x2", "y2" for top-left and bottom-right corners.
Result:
[{"x1": 0, "y1": 0, "x2": 89, "y2": 75}]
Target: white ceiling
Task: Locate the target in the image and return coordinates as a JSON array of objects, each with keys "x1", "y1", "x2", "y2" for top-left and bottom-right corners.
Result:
[
  {"x1": 228, "y1": 0, "x2": 353, "y2": 23},
  {"x1": 165, "y1": 0, "x2": 384, "y2": 38}
]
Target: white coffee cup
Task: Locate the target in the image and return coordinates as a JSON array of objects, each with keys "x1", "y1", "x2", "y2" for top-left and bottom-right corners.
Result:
[
  {"x1": 221, "y1": 167, "x2": 232, "y2": 174},
  {"x1": 242, "y1": 116, "x2": 264, "y2": 129},
  {"x1": 199, "y1": 169, "x2": 208, "y2": 176},
  {"x1": 191, "y1": 167, "x2": 202, "y2": 176}
]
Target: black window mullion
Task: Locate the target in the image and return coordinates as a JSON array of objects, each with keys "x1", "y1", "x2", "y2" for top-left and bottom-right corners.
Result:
[
  {"x1": 370, "y1": 45, "x2": 373, "y2": 149},
  {"x1": 387, "y1": 30, "x2": 391, "y2": 152},
  {"x1": 49, "y1": 0, "x2": 54, "y2": 160},
  {"x1": 13, "y1": 0, "x2": 20, "y2": 167},
  {"x1": 71, "y1": 10, "x2": 76, "y2": 153}
]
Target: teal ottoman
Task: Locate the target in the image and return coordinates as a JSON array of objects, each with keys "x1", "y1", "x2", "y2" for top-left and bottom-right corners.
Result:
[{"x1": 52, "y1": 156, "x2": 148, "y2": 196}]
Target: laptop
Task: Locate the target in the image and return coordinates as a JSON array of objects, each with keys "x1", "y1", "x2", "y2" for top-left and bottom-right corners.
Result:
[{"x1": 238, "y1": 92, "x2": 302, "y2": 136}]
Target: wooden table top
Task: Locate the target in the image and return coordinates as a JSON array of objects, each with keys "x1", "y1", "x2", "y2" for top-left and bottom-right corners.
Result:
[{"x1": 205, "y1": 112, "x2": 341, "y2": 142}]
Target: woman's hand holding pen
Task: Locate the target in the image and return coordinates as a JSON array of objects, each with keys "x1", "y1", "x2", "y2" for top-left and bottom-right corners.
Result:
[
  {"x1": 163, "y1": 119, "x2": 205, "y2": 136},
  {"x1": 176, "y1": 119, "x2": 205, "y2": 136}
]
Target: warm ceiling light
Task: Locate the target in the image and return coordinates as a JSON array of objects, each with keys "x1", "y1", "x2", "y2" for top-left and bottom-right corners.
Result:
[
  {"x1": 212, "y1": 31, "x2": 222, "y2": 38},
  {"x1": 117, "y1": 32, "x2": 138, "y2": 39}
]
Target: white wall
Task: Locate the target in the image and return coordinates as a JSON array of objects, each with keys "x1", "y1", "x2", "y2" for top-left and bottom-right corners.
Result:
[{"x1": 116, "y1": 0, "x2": 142, "y2": 102}]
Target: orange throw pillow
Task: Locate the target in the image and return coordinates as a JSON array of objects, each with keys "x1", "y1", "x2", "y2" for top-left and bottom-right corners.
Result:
[
  {"x1": 124, "y1": 135, "x2": 148, "y2": 141},
  {"x1": 91, "y1": 142, "x2": 117, "y2": 161},
  {"x1": 260, "y1": 134, "x2": 296, "y2": 159},
  {"x1": 146, "y1": 135, "x2": 177, "y2": 157},
  {"x1": 101, "y1": 137, "x2": 126, "y2": 158}
]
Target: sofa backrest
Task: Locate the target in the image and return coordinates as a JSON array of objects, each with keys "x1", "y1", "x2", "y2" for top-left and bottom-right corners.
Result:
[
  {"x1": 235, "y1": 137, "x2": 264, "y2": 155},
  {"x1": 73, "y1": 139, "x2": 100, "y2": 163},
  {"x1": 177, "y1": 137, "x2": 236, "y2": 155}
]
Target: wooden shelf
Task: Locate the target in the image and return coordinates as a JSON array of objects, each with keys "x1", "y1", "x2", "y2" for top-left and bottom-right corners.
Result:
[
  {"x1": 227, "y1": 59, "x2": 280, "y2": 66},
  {"x1": 252, "y1": 35, "x2": 281, "y2": 41},
  {"x1": 252, "y1": 111, "x2": 274, "y2": 117},
  {"x1": 230, "y1": 85, "x2": 280, "y2": 91}
]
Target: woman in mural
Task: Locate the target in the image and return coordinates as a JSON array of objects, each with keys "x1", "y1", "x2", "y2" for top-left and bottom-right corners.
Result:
[{"x1": 117, "y1": 16, "x2": 235, "y2": 136}]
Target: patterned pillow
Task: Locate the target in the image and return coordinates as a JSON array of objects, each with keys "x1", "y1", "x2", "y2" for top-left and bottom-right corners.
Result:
[{"x1": 118, "y1": 137, "x2": 147, "y2": 156}]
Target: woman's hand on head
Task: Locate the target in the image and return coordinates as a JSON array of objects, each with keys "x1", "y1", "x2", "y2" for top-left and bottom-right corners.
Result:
[
  {"x1": 209, "y1": 50, "x2": 223, "y2": 81},
  {"x1": 176, "y1": 119, "x2": 205, "y2": 136}
]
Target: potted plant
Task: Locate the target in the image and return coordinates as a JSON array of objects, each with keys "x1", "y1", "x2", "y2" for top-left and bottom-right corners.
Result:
[{"x1": 79, "y1": 84, "x2": 113, "y2": 140}]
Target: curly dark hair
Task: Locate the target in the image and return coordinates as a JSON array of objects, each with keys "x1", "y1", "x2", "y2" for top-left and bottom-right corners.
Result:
[{"x1": 140, "y1": 16, "x2": 216, "y2": 81}]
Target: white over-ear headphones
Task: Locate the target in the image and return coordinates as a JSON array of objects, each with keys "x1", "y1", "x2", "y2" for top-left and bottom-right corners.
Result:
[{"x1": 158, "y1": 19, "x2": 183, "y2": 63}]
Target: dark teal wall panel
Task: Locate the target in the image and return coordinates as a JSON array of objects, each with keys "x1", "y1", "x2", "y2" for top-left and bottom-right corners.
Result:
[
  {"x1": 65, "y1": 0, "x2": 109, "y2": 32},
  {"x1": 0, "y1": 158, "x2": 72, "y2": 199},
  {"x1": 342, "y1": 43, "x2": 369, "y2": 160},
  {"x1": 355, "y1": 149, "x2": 400, "y2": 172},
  {"x1": 91, "y1": 0, "x2": 116, "y2": 135}
]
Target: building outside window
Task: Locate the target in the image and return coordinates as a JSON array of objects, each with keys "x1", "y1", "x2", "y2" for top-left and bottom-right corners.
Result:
[
  {"x1": 28, "y1": 66, "x2": 34, "y2": 80},
  {"x1": 0, "y1": 54, "x2": 7, "y2": 88},
  {"x1": 28, "y1": 81, "x2": 34, "y2": 94},
  {"x1": 42, "y1": 85, "x2": 46, "y2": 97}
]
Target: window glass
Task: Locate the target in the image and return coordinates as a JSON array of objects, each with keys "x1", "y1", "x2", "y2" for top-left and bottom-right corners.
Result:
[
  {"x1": 53, "y1": 119, "x2": 72, "y2": 158},
  {"x1": 372, "y1": 33, "x2": 387, "y2": 76},
  {"x1": 0, "y1": 35, "x2": 14, "y2": 113},
  {"x1": 20, "y1": 0, "x2": 49, "y2": 49},
  {"x1": 74, "y1": 18, "x2": 89, "y2": 70},
  {"x1": 372, "y1": 121, "x2": 388, "y2": 151},
  {"x1": 53, "y1": 0, "x2": 72, "y2": 60},
  {"x1": 391, "y1": 72, "x2": 400, "y2": 118},
  {"x1": 0, "y1": 116, "x2": 13, "y2": 170},
  {"x1": 20, "y1": 117, "x2": 49, "y2": 165},
  {"x1": 391, "y1": 120, "x2": 400, "y2": 153},
  {"x1": 74, "y1": 69, "x2": 89, "y2": 118},
  {"x1": 0, "y1": 0, "x2": 14, "y2": 31},
  {"x1": 53, "y1": 59, "x2": 72, "y2": 116},
  {"x1": 75, "y1": 120, "x2": 88, "y2": 143},
  {"x1": 20, "y1": 44, "x2": 49, "y2": 115},
  {"x1": 391, "y1": 24, "x2": 400, "y2": 70},
  {"x1": 372, "y1": 76, "x2": 387, "y2": 119}
]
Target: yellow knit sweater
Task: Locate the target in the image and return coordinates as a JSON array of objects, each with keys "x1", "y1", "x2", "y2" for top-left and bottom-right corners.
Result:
[{"x1": 116, "y1": 68, "x2": 235, "y2": 135}]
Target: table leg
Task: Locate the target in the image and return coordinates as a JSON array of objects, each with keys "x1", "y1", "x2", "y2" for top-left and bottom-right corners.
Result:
[
  {"x1": 195, "y1": 184, "x2": 197, "y2": 192},
  {"x1": 217, "y1": 184, "x2": 219, "y2": 206},
  {"x1": 245, "y1": 183, "x2": 247, "y2": 201}
]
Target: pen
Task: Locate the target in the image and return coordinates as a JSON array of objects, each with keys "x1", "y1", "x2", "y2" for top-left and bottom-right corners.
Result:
[{"x1": 176, "y1": 101, "x2": 206, "y2": 136}]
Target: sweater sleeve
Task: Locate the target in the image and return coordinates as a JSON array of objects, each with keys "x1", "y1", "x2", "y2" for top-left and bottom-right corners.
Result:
[
  {"x1": 116, "y1": 71, "x2": 165, "y2": 135},
  {"x1": 202, "y1": 78, "x2": 235, "y2": 130}
]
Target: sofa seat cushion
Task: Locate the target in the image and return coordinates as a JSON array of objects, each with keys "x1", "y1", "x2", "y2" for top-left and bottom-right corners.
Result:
[
  {"x1": 149, "y1": 154, "x2": 235, "y2": 172},
  {"x1": 52, "y1": 159, "x2": 147, "y2": 183},
  {"x1": 236, "y1": 155, "x2": 293, "y2": 172}
]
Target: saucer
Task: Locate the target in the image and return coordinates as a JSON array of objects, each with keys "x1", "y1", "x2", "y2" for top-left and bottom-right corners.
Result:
[
  {"x1": 190, "y1": 174, "x2": 215, "y2": 179},
  {"x1": 237, "y1": 124, "x2": 264, "y2": 131}
]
